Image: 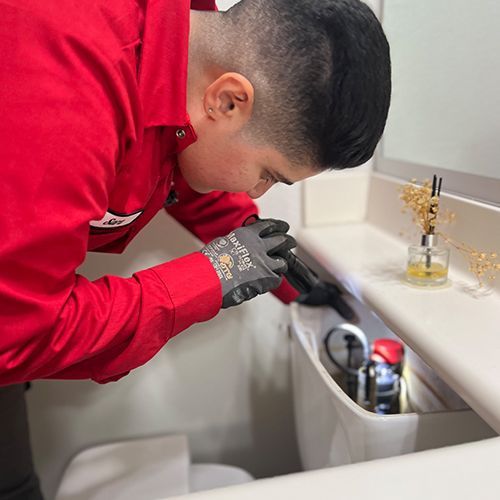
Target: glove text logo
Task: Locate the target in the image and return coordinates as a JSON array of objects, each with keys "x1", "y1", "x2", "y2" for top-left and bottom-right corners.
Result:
[
  {"x1": 218, "y1": 254, "x2": 234, "y2": 280},
  {"x1": 228, "y1": 232, "x2": 256, "y2": 272}
]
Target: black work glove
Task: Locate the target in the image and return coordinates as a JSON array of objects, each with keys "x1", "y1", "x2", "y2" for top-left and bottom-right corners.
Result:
[
  {"x1": 201, "y1": 218, "x2": 296, "y2": 308},
  {"x1": 296, "y1": 280, "x2": 356, "y2": 321}
]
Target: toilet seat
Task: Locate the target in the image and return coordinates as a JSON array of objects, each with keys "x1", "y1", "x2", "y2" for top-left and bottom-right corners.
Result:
[{"x1": 55, "y1": 435, "x2": 253, "y2": 500}]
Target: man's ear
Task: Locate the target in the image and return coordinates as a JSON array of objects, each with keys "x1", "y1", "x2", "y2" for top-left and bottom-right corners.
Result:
[{"x1": 203, "y1": 72, "x2": 254, "y2": 126}]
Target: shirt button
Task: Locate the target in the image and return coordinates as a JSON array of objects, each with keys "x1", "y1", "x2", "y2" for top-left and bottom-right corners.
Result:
[{"x1": 176, "y1": 129, "x2": 186, "y2": 139}]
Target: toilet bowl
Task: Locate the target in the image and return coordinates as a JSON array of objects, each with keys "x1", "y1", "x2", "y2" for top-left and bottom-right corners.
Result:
[
  {"x1": 55, "y1": 434, "x2": 253, "y2": 500},
  {"x1": 289, "y1": 302, "x2": 496, "y2": 470}
]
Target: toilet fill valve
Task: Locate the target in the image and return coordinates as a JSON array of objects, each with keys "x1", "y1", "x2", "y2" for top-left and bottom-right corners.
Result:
[
  {"x1": 324, "y1": 328, "x2": 404, "y2": 414},
  {"x1": 358, "y1": 338, "x2": 404, "y2": 414}
]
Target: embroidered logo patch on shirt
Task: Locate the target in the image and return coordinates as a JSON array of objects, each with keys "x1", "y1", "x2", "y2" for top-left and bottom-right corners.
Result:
[{"x1": 90, "y1": 209, "x2": 143, "y2": 229}]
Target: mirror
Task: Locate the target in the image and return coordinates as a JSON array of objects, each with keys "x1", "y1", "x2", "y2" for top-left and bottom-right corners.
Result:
[{"x1": 378, "y1": 0, "x2": 500, "y2": 204}]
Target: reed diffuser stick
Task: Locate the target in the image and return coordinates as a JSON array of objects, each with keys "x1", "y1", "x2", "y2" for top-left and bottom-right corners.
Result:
[{"x1": 424, "y1": 175, "x2": 442, "y2": 268}]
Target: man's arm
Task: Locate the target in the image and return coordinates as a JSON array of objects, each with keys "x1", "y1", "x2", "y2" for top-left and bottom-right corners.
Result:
[
  {"x1": 0, "y1": 10, "x2": 221, "y2": 385},
  {"x1": 166, "y1": 170, "x2": 301, "y2": 303}
]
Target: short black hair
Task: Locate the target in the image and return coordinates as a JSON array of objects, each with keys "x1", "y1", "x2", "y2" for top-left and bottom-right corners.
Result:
[{"x1": 220, "y1": 0, "x2": 391, "y2": 170}]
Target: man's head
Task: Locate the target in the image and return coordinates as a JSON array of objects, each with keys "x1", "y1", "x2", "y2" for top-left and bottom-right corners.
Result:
[{"x1": 178, "y1": 0, "x2": 391, "y2": 198}]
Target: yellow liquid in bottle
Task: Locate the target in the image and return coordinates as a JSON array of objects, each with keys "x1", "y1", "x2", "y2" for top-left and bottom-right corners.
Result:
[{"x1": 406, "y1": 262, "x2": 448, "y2": 281}]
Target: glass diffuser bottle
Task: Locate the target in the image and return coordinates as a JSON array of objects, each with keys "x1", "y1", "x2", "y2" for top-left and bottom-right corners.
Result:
[
  {"x1": 403, "y1": 175, "x2": 450, "y2": 287},
  {"x1": 406, "y1": 234, "x2": 450, "y2": 286}
]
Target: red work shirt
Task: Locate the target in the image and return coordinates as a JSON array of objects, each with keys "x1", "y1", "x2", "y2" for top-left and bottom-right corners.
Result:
[{"x1": 0, "y1": 0, "x2": 298, "y2": 385}]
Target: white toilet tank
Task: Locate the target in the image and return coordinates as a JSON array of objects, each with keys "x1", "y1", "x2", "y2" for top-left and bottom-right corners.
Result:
[{"x1": 289, "y1": 302, "x2": 496, "y2": 470}]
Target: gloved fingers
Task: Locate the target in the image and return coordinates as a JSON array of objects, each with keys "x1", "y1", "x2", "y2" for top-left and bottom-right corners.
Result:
[
  {"x1": 261, "y1": 218, "x2": 290, "y2": 237},
  {"x1": 265, "y1": 255, "x2": 288, "y2": 275},
  {"x1": 269, "y1": 236, "x2": 297, "y2": 259},
  {"x1": 223, "y1": 286, "x2": 255, "y2": 309},
  {"x1": 237, "y1": 285, "x2": 259, "y2": 303},
  {"x1": 270, "y1": 234, "x2": 297, "y2": 256},
  {"x1": 247, "y1": 218, "x2": 290, "y2": 237},
  {"x1": 279, "y1": 251, "x2": 320, "y2": 295},
  {"x1": 260, "y1": 233, "x2": 296, "y2": 255}
]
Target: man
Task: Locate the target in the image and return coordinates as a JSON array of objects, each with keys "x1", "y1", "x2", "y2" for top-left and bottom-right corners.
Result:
[{"x1": 0, "y1": 0, "x2": 391, "y2": 497}]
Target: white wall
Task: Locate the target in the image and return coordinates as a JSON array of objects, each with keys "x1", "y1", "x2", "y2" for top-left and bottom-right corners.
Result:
[{"x1": 382, "y1": 0, "x2": 500, "y2": 179}]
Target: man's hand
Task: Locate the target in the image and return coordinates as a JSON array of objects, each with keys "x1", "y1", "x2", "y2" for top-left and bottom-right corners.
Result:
[{"x1": 201, "y1": 218, "x2": 296, "y2": 308}]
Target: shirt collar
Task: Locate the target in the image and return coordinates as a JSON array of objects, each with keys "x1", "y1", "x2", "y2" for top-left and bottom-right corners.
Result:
[{"x1": 138, "y1": 0, "x2": 217, "y2": 129}]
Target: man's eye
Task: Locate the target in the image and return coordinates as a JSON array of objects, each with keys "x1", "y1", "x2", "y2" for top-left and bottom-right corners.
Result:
[{"x1": 262, "y1": 172, "x2": 277, "y2": 184}]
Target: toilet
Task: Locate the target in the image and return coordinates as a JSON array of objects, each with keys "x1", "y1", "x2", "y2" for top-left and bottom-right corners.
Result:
[
  {"x1": 56, "y1": 298, "x2": 494, "y2": 498},
  {"x1": 55, "y1": 434, "x2": 253, "y2": 500},
  {"x1": 289, "y1": 302, "x2": 495, "y2": 470}
]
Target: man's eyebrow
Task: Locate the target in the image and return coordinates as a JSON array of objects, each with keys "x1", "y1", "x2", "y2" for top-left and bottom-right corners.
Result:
[{"x1": 273, "y1": 171, "x2": 294, "y2": 186}]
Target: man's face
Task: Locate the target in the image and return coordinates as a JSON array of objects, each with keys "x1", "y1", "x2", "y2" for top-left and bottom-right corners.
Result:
[
  {"x1": 177, "y1": 130, "x2": 318, "y2": 199},
  {"x1": 179, "y1": 72, "x2": 319, "y2": 197}
]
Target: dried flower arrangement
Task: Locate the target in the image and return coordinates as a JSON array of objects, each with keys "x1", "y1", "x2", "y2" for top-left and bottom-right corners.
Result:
[
  {"x1": 399, "y1": 178, "x2": 500, "y2": 287},
  {"x1": 399, "y1": 178, "x2": 455, "y2": 234}
]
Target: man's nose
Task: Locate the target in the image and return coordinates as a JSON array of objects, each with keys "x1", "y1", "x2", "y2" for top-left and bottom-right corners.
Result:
[{"x1": 247, "y1": 180, "x2": 273, "y2": 199}]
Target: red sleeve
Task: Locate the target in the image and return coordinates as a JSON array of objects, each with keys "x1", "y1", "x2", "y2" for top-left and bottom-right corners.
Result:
[
  {"x1": 0, "y1": 7, "x2": 221, "y2": 385},
  {"x1": 272, "y1": 279, "x2": 301, "y2": 304}
]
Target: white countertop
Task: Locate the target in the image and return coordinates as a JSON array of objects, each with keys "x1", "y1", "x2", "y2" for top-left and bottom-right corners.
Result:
[
  {"x1": 297, "y1": 222, "x2": 500, "y2": 433},
  {"x1": 168, "y1": 437, "x2": 500, "y2": 500}
]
